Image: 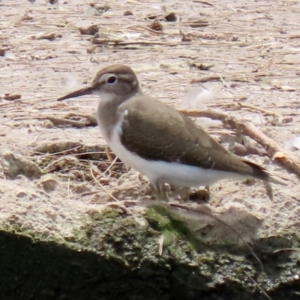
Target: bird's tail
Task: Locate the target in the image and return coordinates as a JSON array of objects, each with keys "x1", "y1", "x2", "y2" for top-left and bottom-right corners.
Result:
[{"x1": 243, "y1": 160, "x2": 287, "y2": 185}]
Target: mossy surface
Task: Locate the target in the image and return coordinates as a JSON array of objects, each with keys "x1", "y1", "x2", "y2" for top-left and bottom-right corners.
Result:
[{"x1": 0, "y1": 207, "x2": 300, "y2": 300}]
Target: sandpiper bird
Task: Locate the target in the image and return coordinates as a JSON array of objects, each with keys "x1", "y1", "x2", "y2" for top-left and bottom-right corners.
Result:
[{"x1": 58, "y1": 64, "x2": 284, "y2": 199}]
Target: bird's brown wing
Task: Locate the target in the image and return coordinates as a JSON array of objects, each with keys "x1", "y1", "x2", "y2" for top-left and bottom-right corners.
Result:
[{"x1": 119, "y1": 95, "x2": 269, "y2": 181}]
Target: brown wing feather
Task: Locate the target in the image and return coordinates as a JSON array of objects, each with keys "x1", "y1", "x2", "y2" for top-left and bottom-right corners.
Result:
[{"x1": 119, "y1": 95, "x2": 269, "y2": 181}]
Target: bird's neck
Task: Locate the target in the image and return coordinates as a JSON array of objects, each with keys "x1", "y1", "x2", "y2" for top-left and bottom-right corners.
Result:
[{"x1": 96, "y1": 89, "x2": 141, "y2": 140}]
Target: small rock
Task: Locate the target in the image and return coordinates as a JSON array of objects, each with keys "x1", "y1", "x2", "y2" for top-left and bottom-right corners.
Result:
[
  {"x1": 123, "y1": 10, "x2": 133, "y2": 16},
  {"x1": 33, "y1": 32, "x2": 62, "y2": 41},
  {"x1": 1, "y1": 149, "x2": 42, "y2": 179},
  {"x1": 38, "y1": 175, "x2": 58, "y2": 192},
  {"x1": 42, "y1": 120, "x2": 54, "y2": 128},
  {"x1": 3, "y1": 93, "x2": 22, "y2": 101},
  {"x1": 71, "y1": 183, "x2": 90, "y2": 194},
  {"x1": 188, "y1": 60, "x2": 214, "y2": 70},
  {"x1": 146, "y1": 14, "x2": 158, "y2": 20},
  {"x1": 0, "y1": 48, "x2": 9, "y2": 56},
  {"x1": 88, "y1": 3, "x2": 110, "y2": 16},
  {"x1": 149, "y1": 20, "x2": 163, "y2": 31},
  {"x1": 17, "y1": 191, "x2": 28, "y2": 198},
  {"x1": 165, "y1": 12, "x2": 177, "y2": 22},
  {"x1": 87, "y1": 45, "x2": 97, "y2": 54},
  {"x1": 79, "y1": 25, "x2": 99, "y2": 36}
]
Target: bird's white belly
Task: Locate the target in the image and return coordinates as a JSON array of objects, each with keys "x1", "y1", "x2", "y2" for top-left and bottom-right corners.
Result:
[{"x1": 99, "y1": 119, "x2": 240, "y2": 187}]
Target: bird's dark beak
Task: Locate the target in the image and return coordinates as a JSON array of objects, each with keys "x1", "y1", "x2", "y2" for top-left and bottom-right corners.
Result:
[{"x1": 57, "y1": 86, "x2": 94, "y2": 101}]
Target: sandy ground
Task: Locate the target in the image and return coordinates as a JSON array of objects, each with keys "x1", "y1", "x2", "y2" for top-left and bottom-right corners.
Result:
[{"x1": 1, "y1": 0, "x2": 300, "y2": 242}]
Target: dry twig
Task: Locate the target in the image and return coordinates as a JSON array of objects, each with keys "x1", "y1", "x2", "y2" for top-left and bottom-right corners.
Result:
[
  {"x1": 92, "y1": 39, "x2": 191, "y2": 47},
  {"x1": 88, "y1": 162, "x2": 132, "y2": 214},
  {"x1": 238, "y1": 103, "x2": 280, "y2": 116},
  {"x1": 193, "y1": 0, "x2": 215, "y2": 6}
]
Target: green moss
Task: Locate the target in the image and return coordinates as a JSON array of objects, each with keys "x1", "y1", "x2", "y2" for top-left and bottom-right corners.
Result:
[
  {"x1": 145, "y1": 205, "x2": 204, "y2": 250},
  {"x1": 0, "y1": 207, "x2": 300, "y2": 299}
]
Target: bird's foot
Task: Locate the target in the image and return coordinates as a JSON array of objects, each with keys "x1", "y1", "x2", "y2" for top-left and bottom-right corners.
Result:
[
  {"x1": 168, "y1": 185, "x2": 210, "y2": 202},
  {"x1": 189, "y1": 185, "x2": 210, "y2": 203}
]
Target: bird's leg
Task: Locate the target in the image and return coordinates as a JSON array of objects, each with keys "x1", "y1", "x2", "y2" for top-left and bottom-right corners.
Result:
[
  {"x1": 169, "y1": 185, "x2": 191, "y2": 201},
  {"x1": 152, "y1": 180, "x2": 168, "y2": 201}
]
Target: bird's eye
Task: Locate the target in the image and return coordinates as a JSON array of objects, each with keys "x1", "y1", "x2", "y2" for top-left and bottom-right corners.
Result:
[{"x1": 107, "y1": 76, "x2": 117, "y2": 84}]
